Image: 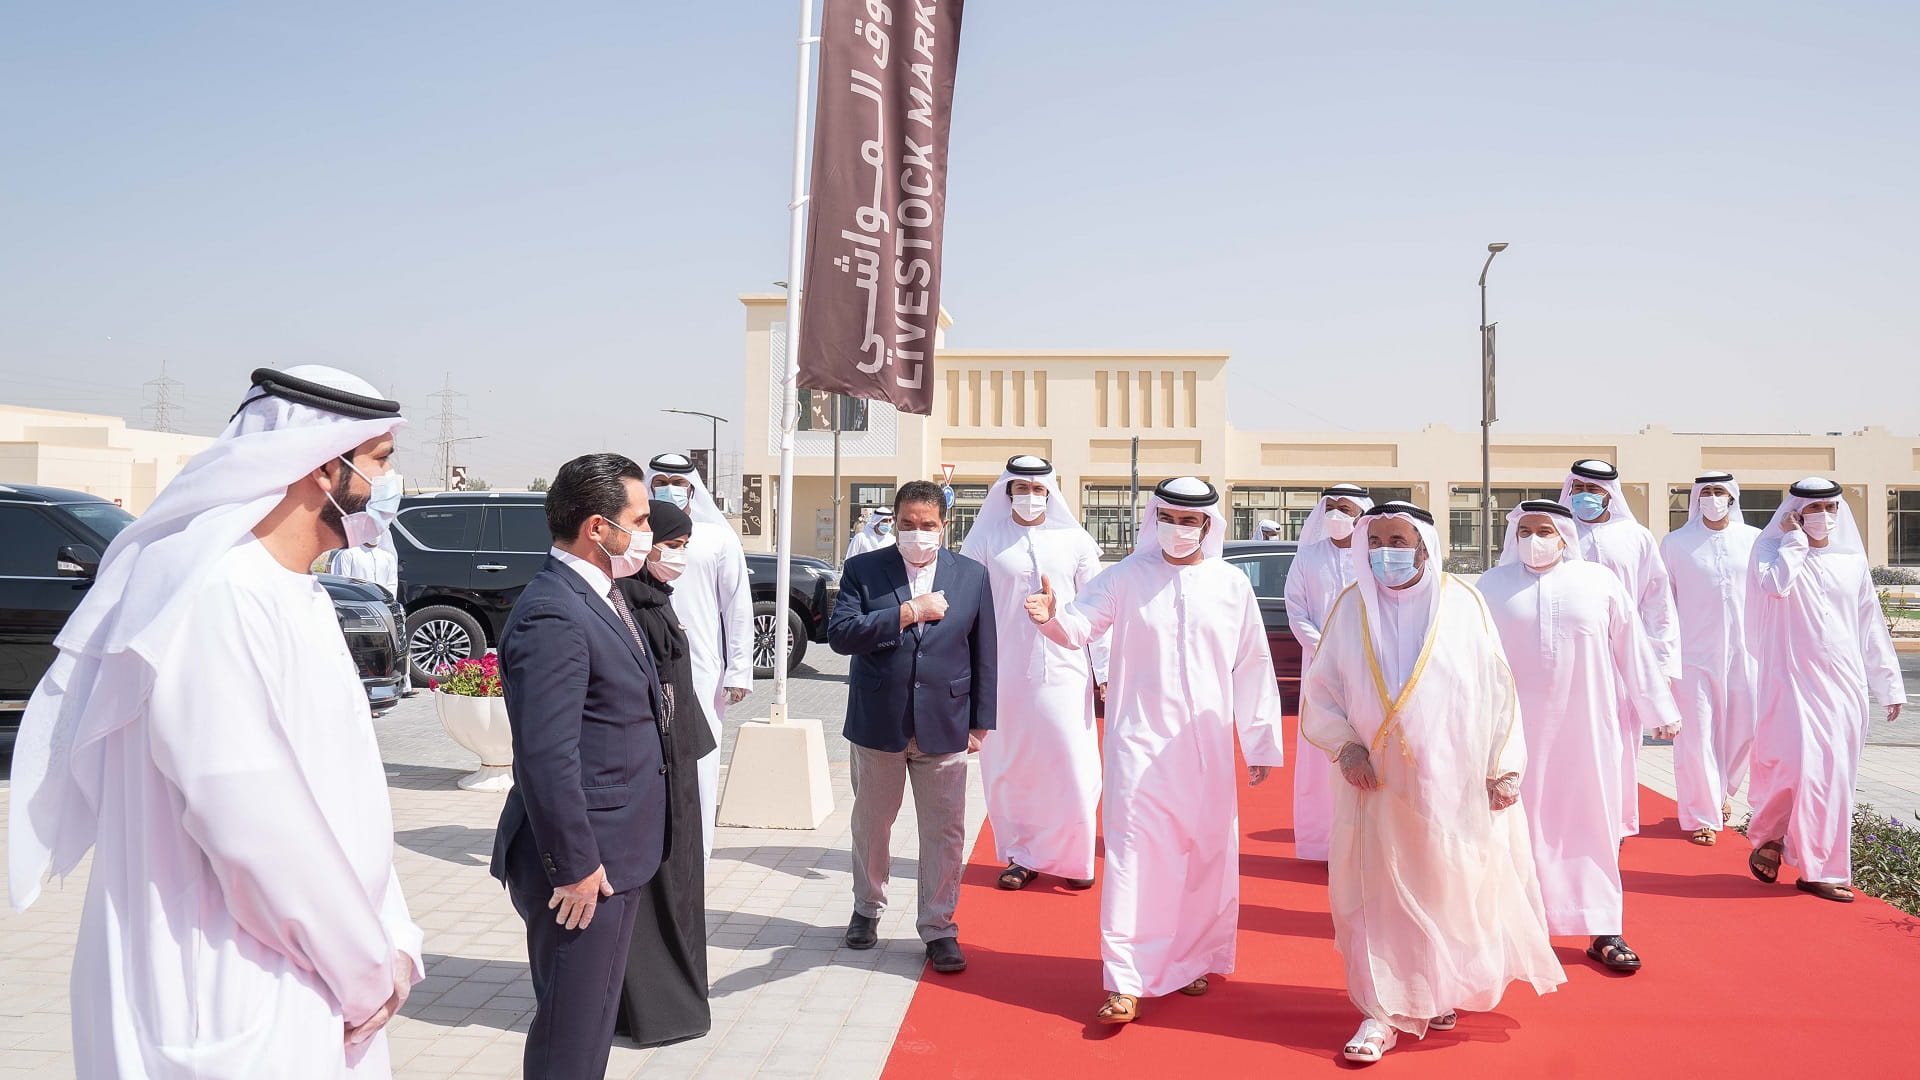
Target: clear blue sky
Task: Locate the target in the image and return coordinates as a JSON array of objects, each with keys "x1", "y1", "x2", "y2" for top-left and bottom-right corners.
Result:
[{"x1": 3, "y1": 2, "x2": 1915, "y2": 486}]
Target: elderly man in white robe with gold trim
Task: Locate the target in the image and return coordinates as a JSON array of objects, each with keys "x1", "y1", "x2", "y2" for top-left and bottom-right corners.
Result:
[
  {"x1": 1560, "y1": 459, "x2": 1681, "y2": 840},
  {"x1": 1024, "y1": 477, "x2": 1284, "y2": 1027},
  {"x1": 1283, "y1": 483, "x2": 1373, "y2": 862},
  {"x1": 1479, "y1": 500, "x2": 1679, "y2": 976},
  {"x1": 8, "y1": 367, "x2": 423, "y2": 1078},
  {"x1": 1303, "y1": 502, "x2": 1562, "y2": 1064},
  {"x1": 962, "y1": 455, "x2": 1108, "y2": 891},
  {"x1": 1744, "y1": 478, "x2": 1905, "y2": 903}
]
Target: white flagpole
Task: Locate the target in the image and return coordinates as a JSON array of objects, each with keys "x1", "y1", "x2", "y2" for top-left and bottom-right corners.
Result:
[{"x1": 772, "y1": 0, "x2": 816, "y2": 720}]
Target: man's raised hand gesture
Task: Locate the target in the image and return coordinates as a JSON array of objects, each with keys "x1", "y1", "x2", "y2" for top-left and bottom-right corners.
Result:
[{"x1": 1024, "y1": 575, "x2": 1056, "y2": 624}]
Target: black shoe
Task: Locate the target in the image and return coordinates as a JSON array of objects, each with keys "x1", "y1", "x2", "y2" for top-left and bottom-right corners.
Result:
[
  {"x1": 845, "y1": 912, "x2": 879, "y2": 950},
  {"x1": 926, "y1": 937, "x2": 967, "y2": 974}
]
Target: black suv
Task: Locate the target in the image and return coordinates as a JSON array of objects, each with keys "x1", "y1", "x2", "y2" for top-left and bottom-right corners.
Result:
[
  {"x1": 390, "y1": 491, "x2": 836, "y2": 683},
  {"x1": 0, "y1": 484, "x2": 407, "y2": 748}
]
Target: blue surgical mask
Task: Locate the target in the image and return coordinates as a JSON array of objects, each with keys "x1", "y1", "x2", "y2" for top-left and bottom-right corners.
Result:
[
  {"x1": 1570, "y1": 492, "x2": 1607, "y2": 522},
  {"x1": 1369, "y1": 547, "x2": 1419, "y2": 587},
  {"x1": 876, "y1": 521, "x2": 892, "y2": 535},
  {"x1": 653, "y1": 483, "x2": 692, "y2": 510}
]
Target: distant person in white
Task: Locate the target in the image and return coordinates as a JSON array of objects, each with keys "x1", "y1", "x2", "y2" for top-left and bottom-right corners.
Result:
[
  {"x1": 645, "y1": 453, "x2": 753, "y2": 859},
  {"x1": 1658, "y1": 472, "x2": 1761, "y2": 845},
  {"x1": 1744, "y1": 478, "x2": 1906, "y2": 903},
  {"x1": 1025, "y1": 477, "x2": 1284, "y2": 1026},
  {"x1": 1478, "y1": 501, "x2": 1679, "y2": 974},
  {"x1": 1302, "y1": 502, "x2": 1563, "y2": 1063},
  {"x1": 961, "y1": 455, "x2": 1108, "y2": 891},
  {"x1": 1282, "y1": 483, "x2": 1373, "y2": 862},
  {"x1": 1559, "y1": 459, "x2": 1681, "y2": 839},
  {"x1": 329, "y1": 529, "x2": 411, "y2": 693},
  {"x1": 8, "y1": 366, "x2": 423, "y2": 1078},
  {"x1": 847, "y1": 507, "x2": 896, "y2": 559},
  {"x1": 1256, "y1": 518, "x2": 1283, "y2": 541}
]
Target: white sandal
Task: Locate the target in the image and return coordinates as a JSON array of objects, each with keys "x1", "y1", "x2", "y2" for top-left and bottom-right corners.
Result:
[
  {"x1": 1430, "y1": 1011, "x2": 1458, "y2": 1031},
  {"x1": 1343, "y1": 1019, "x2": 1399, "y2": 1063}
]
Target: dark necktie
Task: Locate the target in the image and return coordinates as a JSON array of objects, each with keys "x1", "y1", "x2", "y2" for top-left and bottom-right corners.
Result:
[{"x1": 608, "y1": 585, "x2": 672, "y2": 729}]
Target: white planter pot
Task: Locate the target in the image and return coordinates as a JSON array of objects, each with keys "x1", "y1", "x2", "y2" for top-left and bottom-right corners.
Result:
[{"x1": 433, "y1": 691, "x2": 514, "y2": 793}]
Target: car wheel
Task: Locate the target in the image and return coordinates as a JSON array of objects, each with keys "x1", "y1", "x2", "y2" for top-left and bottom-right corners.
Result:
[
  {"x1": 409, "y1": 605, "x2": 486, "y2": 685},
  {"x1": 752, "y1": 600, "x2": 809, "y2": 678}
]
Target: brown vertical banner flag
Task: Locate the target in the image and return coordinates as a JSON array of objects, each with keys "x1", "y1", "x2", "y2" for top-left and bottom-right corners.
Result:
[{"x1": 797, "y1": 0, "x2": 965, "y2": 416}]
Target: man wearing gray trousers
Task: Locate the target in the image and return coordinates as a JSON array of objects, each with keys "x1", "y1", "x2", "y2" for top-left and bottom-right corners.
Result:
[{"x1": 827, "y1": 481, "x2": 998, "y2": 974}]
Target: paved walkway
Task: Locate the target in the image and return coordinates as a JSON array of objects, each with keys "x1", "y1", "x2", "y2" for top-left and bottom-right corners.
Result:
[{"x1": 1, "y1": 647, "x2": 1914, "y2": 1077}]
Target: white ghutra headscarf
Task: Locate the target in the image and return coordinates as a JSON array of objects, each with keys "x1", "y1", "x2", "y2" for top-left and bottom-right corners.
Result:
[
  {"x1": 1350, "y1": 502, "x2": 1444, "y2": 697},
  {"x1": 1681, "y1": 470, "x2": 1745, "y2": 528},
  {"x1": 9, "y1": 366, "x2": 405, "y2": 911},
  {"x1": 960, "y1": 455, "x2": 1080, "y2": 559},
  {"x1": 1297, "y1": 483, "x2": 1376, "y2": 547},
  {"x1": 1497, "y1": 499, "x2": 1586, "y2": 567},
  {"x1": 646, "y1": 452, "x2": 729, "y2": 528},
  {"x1": 1559, "y1": 458, "x2": 1639, "y2": 525},
  {"x1": 1130, "y1": 477, "x2": 1227, "y2": 563}
]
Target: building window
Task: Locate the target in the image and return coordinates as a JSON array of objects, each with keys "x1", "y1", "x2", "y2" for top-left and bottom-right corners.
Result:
[
  {"x1": 1891, "y1": 489, "x2": 1920, "y2": 566},
  {"x1": 850, "y1": 483, "x2": 896, "y2": 532},
  {"x1": 1449, "y1": 486, "x2": 1562, "y2": 567},
  {"x1": 946, "y1": 485, "x2": 991, "y2": 549},
  {"x1": 1230, "y1": 486, "x2": 1414, "y2": 541},
  {"x1": 1081, "y1": 485, "x2": 1139, "y2": 558}
]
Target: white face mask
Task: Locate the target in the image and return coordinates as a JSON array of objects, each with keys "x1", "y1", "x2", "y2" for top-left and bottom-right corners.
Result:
[
  {"x1": 1699, "y1": 495, "x2": 1731, "y2": 522},
  {"x1": 648, "y1": 544, "x2": 688, "y2": 582},
  {"x1": 897, "y1": 529, "x2": 942, "y2": 564},
  {"x1": 1801, "y1": 510, "x2": 1838, "y2": 540},
  {"x1": 598, "y1": 518, "x2": 652, "y2": 579},
  {"x1": 328, "y1": 458, "x2": 404, "y2": 549},
  {"x1": 1323, "y1": 509, "x2": 1355, "y2": 541},
  {"x1": 1012, "y1": 493, "x2": 1048, "y2": 522},
  {"x1": 1157, "y1": 521, "x2": 1204, "y2": 559},
  {"x1": 1520, "y1": 533, "x2": 1564, "y2": 570}
]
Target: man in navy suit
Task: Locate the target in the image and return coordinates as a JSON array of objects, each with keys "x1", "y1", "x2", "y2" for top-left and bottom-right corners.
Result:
[
  {"x1": 491, "y1": 453, "x2": 668, "y2": 1080},
  {"x1": 829, "y1": 480, "x2": 997, "y2": 973}
]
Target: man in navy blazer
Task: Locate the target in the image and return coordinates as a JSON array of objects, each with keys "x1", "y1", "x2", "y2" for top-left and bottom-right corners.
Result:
[
  {"x1": 829, "y1": 480, "x2": 997, "y2": 973},
  {"x1": 491, "y1": 453, "x2": 668, "y2": 1080}
]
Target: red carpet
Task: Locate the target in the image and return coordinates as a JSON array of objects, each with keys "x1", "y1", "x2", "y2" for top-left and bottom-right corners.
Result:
[{"x1": 883, "y1": 717, "x2": 1920, "y2": 1077}]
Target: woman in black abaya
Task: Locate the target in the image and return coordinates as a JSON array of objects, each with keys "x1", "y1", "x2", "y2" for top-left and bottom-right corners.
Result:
[{"x1": 613, "y1": 499, "x2": 716, "y2": 1046}]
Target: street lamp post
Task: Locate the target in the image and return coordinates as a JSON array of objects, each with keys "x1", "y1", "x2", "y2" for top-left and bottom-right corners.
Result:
[
  {"x1": 1478, "y1": 242, "x2": 1509, "y2": 572},
  {"x1": 662, "y1": 409, "x2": 730, "y2": 505}
]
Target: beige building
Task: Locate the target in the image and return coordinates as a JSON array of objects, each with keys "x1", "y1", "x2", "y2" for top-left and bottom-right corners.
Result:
[
  {"x1": 0, "y1": 404, "x2": 211, "y2": 513},
  {"x1": 737, "y1": 294, "x2": 1920, "y2": 568}
]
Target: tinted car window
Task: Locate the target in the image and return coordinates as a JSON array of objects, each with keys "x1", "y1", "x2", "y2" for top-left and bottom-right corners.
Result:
[
  {"x1": 486, "y1": 506, "x2": 551, "y2": 553},
  {"x1": 400, "y1": 506, "x2": 482, "y2": 550},
  {"x1": 61, "y1": 503, "x2": 135, "y2": 542},
  {"x1": 1230, "y1": 553, "x2": 1295, "y2": 599},
  {"x1": 0, "y1": 505, "x2": 82, "y2": 575}
]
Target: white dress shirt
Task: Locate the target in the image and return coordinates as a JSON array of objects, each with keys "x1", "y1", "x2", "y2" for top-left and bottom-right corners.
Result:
[
  {"x1": 902, "y1": 550, "x2": 938, "y2": 598},
  {"x1": 552, "y1": 546, "x2": 621, "y2": 617}
]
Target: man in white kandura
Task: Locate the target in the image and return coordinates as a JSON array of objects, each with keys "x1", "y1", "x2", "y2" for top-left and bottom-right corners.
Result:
[
  {"x1": 1283, "y1": 482, "x2": 1374, "y2": 862},
  {"x1": 847, "y1": 506, "x2": 896, "y2": 559},
  {"x1": 1303, "y1": 502, "x2": 1563, "y2": 1064},
  {"x1": 1659, "y1": 471, "x2": 1762, "y2": 846},
  {"x1": 646, "y1": 453, "x2": 753, "y2": 858},
  {"x1": 1024, "y1": 477, "x2": 1285, "y2": 1026},
  {"x1": 961, "y1": 455, "x2": 1108, "y2": 892},
  {"x1": 1560, "y1": 459, "x2": 1681, "y2": 839},
  {"x1": 8, "y1": 367, "x2": 423, "y2": 1078},
  {"x1": 1256, "y1": 518, "x2": 1284, "y2": 541},
  {"x1": 1744, "y1": 478, "x2": 1906, "y2": 903},
  {"x1": 1479, "y1": 501, "x2": 1680, "y2": 975}
]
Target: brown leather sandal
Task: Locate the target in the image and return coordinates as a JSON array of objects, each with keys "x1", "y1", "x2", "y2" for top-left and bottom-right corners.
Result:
[
  {"x1": 1179, "y1": 977, "x2": 1209, "y2": 997},
  {"x1": 1690, "y1": 828, "x2": 1717, "y2": 846},
  {"x1": 1796, "y1": 879, "x2": 1855, "y2": 903},
  {"x1": 997, "y1": 864, "x2": 1038, "y2": 891},
  {"x1": 1749, "y1": 840, "x2": 1784, "y2": 884},
  {"x1": 1096, "y1": 993, "x2": 1139, "y2": 1024}
]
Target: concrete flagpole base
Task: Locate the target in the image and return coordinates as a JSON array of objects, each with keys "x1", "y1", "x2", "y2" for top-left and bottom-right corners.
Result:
[{"x1": 716, "y1": 703, "x2": 835, "y2": 829}]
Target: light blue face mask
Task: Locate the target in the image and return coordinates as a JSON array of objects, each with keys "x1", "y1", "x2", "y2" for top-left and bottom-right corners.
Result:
[
  {"x1": 876, "y1": 521, "x2": 892, "y2": 535},
  {"x1": 1369, "y1": 546, "x2": 1419, "y2": 587},
  {"x1": 653, "y1": 483, "x2": 692, "y2": 510},
  {"x1": 1570, "y1": 491, "x2": 1607, "y2": 522}
]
